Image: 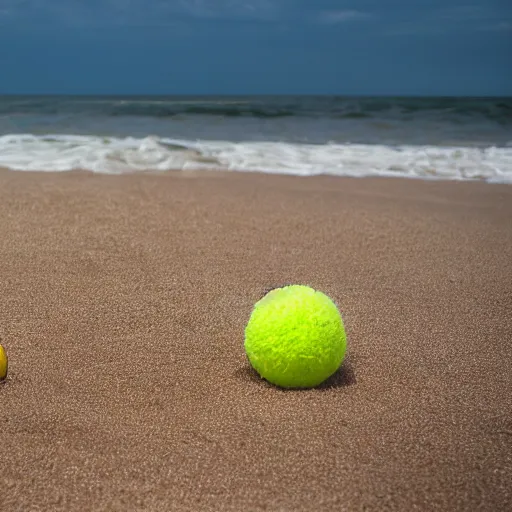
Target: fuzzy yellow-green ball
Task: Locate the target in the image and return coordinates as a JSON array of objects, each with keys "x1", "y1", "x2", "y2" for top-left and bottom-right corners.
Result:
[
  {"x1": 244, "y1": 285, "x2": 347, "y2": 389},
  {"x1": 0, "y1": 344, "x2": 7, "y2": 381}
]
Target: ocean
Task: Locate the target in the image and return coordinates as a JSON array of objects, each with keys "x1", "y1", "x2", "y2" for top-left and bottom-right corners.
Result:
[{"x1": 0, "y1": 95, "x2": 511, "y2": 182}]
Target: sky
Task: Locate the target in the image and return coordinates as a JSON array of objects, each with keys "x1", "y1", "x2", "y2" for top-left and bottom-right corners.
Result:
[{"x1": 0, "y1": 0, "x2": 511, "y2": 96}]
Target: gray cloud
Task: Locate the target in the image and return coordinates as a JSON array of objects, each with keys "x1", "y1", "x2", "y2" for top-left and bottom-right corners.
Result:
[
  {"x1": 383, "y1": 3, "x2": 511, "y2": 36},
  {"x1": 479, "y1": 21, "x2": 512, "y2": 32},
  {"x1": 0, "y1": 0, "x2": 284, "y2": 25},
  {"x1": 177, "y1": 0, "x2": 280, "y2": 21},
  {"x1": 318, "y1": 10, "x2": 369, "y2": 25}
]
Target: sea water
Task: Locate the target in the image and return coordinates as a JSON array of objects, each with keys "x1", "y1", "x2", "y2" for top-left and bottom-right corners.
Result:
[{"x1": 0, "y1": 95, "x2": 510, "y2": 182}]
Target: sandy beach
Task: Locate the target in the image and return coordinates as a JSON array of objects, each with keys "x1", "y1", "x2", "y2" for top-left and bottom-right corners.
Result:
[{"x1": 1, "y1": 168, "x2": 511, "y2": 511}]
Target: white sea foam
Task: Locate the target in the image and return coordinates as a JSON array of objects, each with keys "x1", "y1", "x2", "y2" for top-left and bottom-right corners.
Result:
[{"x1": 0, "y1": 134, "x2": 511, "y2": 183}]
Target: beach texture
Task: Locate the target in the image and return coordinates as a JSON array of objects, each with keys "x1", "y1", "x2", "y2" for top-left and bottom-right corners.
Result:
[{"x1": 1, "y1": 169, "x2": 511, "y2": 511}]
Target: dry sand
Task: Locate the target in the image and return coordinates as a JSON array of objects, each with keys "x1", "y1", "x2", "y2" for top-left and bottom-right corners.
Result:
[{"x1": 1, "y1": 169, "x2": 511, "y2": 511}]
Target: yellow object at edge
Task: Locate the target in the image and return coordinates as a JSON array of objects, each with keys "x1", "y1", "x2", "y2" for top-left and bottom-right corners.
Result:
[{"x1": 0, "y1": 344, "x2": 7, "y2": 380}]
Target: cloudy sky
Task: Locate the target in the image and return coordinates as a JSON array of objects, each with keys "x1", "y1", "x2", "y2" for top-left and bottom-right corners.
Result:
[{"x1": 0, "y1": 0, "x2": 510, "y2": 95}]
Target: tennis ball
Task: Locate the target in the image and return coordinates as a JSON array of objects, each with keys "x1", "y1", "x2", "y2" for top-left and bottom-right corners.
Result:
[
  {"x1": 0, "y1": 344, "x2": 7, "y2": 381},
  {"x1": 244, "y1": 285, "x2": 346, "y2": 389}
]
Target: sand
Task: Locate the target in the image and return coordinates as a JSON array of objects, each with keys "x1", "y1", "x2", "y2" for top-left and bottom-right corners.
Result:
[{"x1": 1, "y1": 169, "x2": 511, "y2": 512}]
